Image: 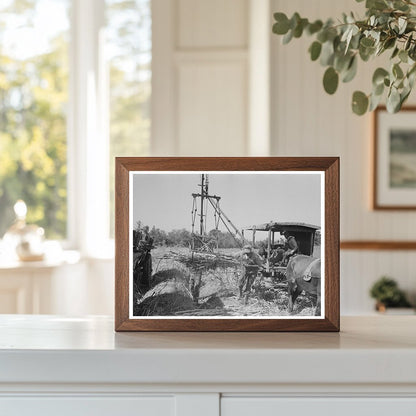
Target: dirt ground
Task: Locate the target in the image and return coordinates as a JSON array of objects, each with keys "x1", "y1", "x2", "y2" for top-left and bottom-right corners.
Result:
[{"x1": 134, "y1": 246, "x2": 316, "y2": 317}]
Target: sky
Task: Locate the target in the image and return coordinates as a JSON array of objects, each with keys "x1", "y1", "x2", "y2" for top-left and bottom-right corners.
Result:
[{"x1": 132, "y1": 172, "x2": 322, "y2": 233}]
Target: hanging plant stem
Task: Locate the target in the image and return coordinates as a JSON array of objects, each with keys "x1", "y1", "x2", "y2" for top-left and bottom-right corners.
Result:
[{"x1": 272, "y1": 0, "x2": 416, "y2": 115}]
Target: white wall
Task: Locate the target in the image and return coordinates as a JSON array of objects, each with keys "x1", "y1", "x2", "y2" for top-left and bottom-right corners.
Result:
[
  {"x1": 271, "y1": 0, "x2": 416, "y2": 313},
  {"x1": 152, "y1": 0, "x2": 253, "y2": 156},
  {"x1": 58, "y1": 0, "x2": 416, "y2": 316}
]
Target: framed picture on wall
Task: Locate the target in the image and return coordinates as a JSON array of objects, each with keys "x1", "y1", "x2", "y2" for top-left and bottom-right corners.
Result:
[
  {"x1": 115, "y1": 157, "x2": 339, "y2": 332},
  {"x1": 374, "y1": 106, "x2": 416, "y2": 209}
]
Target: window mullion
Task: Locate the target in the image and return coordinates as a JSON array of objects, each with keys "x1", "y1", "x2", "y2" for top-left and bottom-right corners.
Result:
[{"x1": 69, "y1": 0, "x2": 109, "y2": 256}]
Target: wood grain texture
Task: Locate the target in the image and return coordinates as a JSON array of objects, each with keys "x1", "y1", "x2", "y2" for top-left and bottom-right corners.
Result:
[
  {"x1": 373, "y1": 106, "x2": 416, "y2": 210},
  {"x1": 115, "y1": 160, "x2": 130, "y2": 330},
  {"x1": 325, "y1": 157, "x2": 340, "y2": 331},
  {"x1": 341, "y1": 240, "x2": 416, "y2": 250},
  {"x1": 115, "y1": 157, "x2": 340, "y2": 332}
]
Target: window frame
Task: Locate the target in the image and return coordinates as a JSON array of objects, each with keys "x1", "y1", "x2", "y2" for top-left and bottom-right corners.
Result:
[
  {"x1": 1, "y1": 0, "x2": 153, "y2": 257},
  {"x1": 67, "y1": 0, "x2": 111, "y2": 257}
]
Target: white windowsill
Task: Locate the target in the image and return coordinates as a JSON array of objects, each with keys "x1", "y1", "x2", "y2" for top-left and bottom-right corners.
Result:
[{"x1": 0, "y1": 250, "x2": 82, "y2": 270}]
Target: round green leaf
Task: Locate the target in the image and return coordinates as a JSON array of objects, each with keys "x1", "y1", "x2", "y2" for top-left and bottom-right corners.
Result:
[
  {"x1": 273, "y1": 13, "x2": 290, "y2": 35},
  {"x1": 290, "y1": 12, "x2": 301, "y2": 30},
  {"x1": 373, "y1": 82, "x2": 384, "y2": 96},
  {"x1": 393, "y1": 63, "x2": 404, "y2": 79},
  {"x1": 399, "y1": 50, "x2": 408, "y2": 63},
  {"x1": 369, "y1": 92, "x2": 383, "y2": 112},
  {"x1": 293, "y1": 18, "x2": 308, "y2": 38},
  {"x1": 367, "y1": 0, "x2": 388, "y2": 11},
  {"x1": 307, "y1": 20, "x2": 323, "y2": 35},
  {"x1": 400, "y1": 88, "x2": 411, "y2": 107},
  {"x1": 334, "y1": 52, "x2": 352, "y2": 73},
  {"x1": 323, "y1": 67, "x2": 339, "y2": 95},
  {"x1": 360, "y1": 37, "x2": 375, "y2": 48},
  {"x1": 282, "y1": 29, "x2": 293, "y2": 45},
  {"x1": 342, "y1": 56, "x2": 357, "y2": 83},
  {"x1": 409, "y1": 45, "x2": 416, "y2": 61},
  {"x1": 391, "y1": 47, "x2": 399, "y2": 59},
  {"x1": 320, "y1": 41, "x2": 335, "y2": 66},
  {"x1": 387, "y1": 88, "x2": 401, "y2": 113},
  {"x1": 405, "y1": 34, "x2": 413, "y2": 51},
  {"x1": 384, "y1": 37, "x2": 396, "y2": 50},
  {"x1": 352, "y1": 91, "x2": 369, "y2": 115},
  {"x1": 359, "y1": 44, "x2": 374, "y2": 62},
  {"x1": 309, "y1": 41, "x2": 322, "y2": 61},
  {"x1": 372, "y1": 68, "x2": 389, "y2": 86},
  {"x1": 317, "y1": 30, "x2": 328, "y2": 43}
]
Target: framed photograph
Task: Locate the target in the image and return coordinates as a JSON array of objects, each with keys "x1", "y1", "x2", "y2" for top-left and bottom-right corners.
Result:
[
  {"x1": 115, "y1": 157, "x2": 339, "y2": 331},
  {"x1": 374, "y1": 106, "x2": 416, "y2": 209}
]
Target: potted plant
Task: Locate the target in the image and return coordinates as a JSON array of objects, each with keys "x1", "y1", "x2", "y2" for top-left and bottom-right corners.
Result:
[
  {"x1": 272, "y1": 0, "x2": 416, "y2": 115},
  {"x1": 369, "y1": 276, "x2": 413, "y2": 313}
]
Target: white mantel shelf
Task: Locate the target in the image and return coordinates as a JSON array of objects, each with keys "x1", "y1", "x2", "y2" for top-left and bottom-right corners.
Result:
[{"x1": 1, "y1": 315, "x2": 416, "y2": 391}]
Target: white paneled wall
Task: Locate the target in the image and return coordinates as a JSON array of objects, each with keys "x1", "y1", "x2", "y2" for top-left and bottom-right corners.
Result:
[
  {"x1": 150, "y1": 0, "x2": 416, "y2": 314},
  {"x1": 152, "y1": 0, "x2": 250, "y2": 156},
  {"x1": 177, "y1": 57, "x2": 247, "y2": 155},
  {"x1": 177, "y1": 0, "x2": 248, "y2": 49},
  {"x1": 271, "y1": 0, "x2": 416, "y2": 313}
]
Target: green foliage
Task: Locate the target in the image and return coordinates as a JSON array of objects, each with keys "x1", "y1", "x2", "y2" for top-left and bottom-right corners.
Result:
[
  {"x1": 309, "y1": 41, "x2": 322, "y2": 61},
  {"x1": 0, "y1": 4, "x2": 69, "y2": 238},
  {"x1": 323, "y1": 67, "x2": 339, "y2": 94},
  {"x1": 107, "y1": 0, "x2": 151, "y2": 237},
  {"x1": 272, "y1": 0, "x2": 416, "y2": 115},
  {"x1": 272, "y1": 13, "x2": 290, "y2": 35},
  {"x1": 0, "y1": 0, "x2": 151, "y2": 239},
  {"x1": 369, "y1": 276, "x2": 411, "y2": 307},
  {"x1": 352, "y1": 90, "x2": 369, "y2": 114}
]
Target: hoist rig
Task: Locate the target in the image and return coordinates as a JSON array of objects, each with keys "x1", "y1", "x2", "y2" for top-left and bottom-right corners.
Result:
[{"x1": 191, "y1": 174, "x2": 249, "y2": 254}]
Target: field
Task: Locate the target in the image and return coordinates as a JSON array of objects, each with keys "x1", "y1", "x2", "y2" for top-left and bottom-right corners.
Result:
[{"x1": 133, "y1": 246, "x2": 317, "y2": 317}]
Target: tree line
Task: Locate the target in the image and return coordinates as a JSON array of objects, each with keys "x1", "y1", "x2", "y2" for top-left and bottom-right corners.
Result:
[
  {"x1": 134, "y1": 222, "x2": 321, "y2": 249},
  {"x1": 134, "y1": 222, "x2": 241, "y2": 248}
]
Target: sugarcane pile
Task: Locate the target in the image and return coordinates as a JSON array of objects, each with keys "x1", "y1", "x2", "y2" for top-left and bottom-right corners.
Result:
[{"x1": 161, "y1": 250, "x2": 241, "y2": 271}]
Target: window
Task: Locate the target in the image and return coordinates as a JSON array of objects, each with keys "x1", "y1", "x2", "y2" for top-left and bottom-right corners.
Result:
[
  {"x1": 0, "y1": 0, "x2": 151, "y2": 251},
  {"x1": 0, "y1": 0, "x2": 70, "y2": 239},
  {"x1": 106, "y1": 0, "x2": 151, "y2": 237}
]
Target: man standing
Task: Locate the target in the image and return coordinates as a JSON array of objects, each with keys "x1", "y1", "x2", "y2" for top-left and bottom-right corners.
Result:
[
  {"x1": 141, "y1": 225, "x2": 154, "y2": 248},
  {"x1": 239, "y1": 245, "x2": 264, "y2": 302},
  {"x1": 133, "y1": 225, "x2": 154, "y2": 295}
]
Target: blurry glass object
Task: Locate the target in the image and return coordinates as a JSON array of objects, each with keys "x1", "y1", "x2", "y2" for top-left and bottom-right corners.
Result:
[
  {"x1": 0, "y1": 0, "x2": 70, "y2": 239},
  {"x1": 106, "y1": 0, "x2": 151, "y2": 237},
  {"x1": 3, "y1": 200, "x2": 45, "y2": 261}
]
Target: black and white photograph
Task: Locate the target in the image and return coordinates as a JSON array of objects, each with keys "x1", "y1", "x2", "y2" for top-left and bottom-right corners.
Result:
[{"x1": 130, "y1": 172, "x2": 324, "y2": 319}]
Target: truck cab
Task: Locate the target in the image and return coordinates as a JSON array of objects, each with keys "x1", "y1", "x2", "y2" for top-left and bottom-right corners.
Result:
[{"x1": 242, "y1": 222, "x2": 320, "y2": 274}]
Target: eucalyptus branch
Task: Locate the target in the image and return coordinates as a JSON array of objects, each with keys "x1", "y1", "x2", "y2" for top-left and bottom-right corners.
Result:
[{"x1": 272, "y1": 0, "x2": 416, "y2": 115}]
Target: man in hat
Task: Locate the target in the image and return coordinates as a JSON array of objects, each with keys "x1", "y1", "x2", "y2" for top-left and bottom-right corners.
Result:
[
  {"x1": 282, "y1": 231, "x2": 299, "y2": 265},
  {"x1": 133, "y1": 225, "x2": 154, "y2": 295},
  {"x1": 239, "y1": 245, "x2": 264, "y2": 301}
]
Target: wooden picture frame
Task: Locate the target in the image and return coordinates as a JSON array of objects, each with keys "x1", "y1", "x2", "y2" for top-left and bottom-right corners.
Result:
[
  {"x1": 373, "y1": 106, "x2": 416, "y2": 210},
  {"x1": 115, "y1": 157, "x2": 339, "y2": 332}
]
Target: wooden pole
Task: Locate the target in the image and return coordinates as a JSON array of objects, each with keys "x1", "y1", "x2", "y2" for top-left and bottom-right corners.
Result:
[
  {"x1": 200, "y1": 174, "x2": 205, "y2": 235},
  {"x1": 267, "y1": 229, "x2": 271, "y2": 272}
]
